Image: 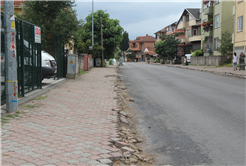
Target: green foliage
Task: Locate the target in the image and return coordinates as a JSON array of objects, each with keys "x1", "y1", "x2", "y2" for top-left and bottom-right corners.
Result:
[
  {"x1": 161, "y1": 61, "x2": 165, "y2": 64},
  {"x1": 109, "y1": 59, "x2": 113, "y2": 65},
  {"x1": 36, "y1": 95, "x2": 47, "y2": 100},
  {"x1": 20, "y1": 1, "x2": 80, "y2": 54},
  {"x1": 24, "y1": 105, "x2": 39, "y2": 109},
  {"x1": 120, "y1": 31, "x2": 129, "y2": 52},
  {"x1": 147, "y1": 57, "x2": 150, "y2": 60},
  {"x1": 217, "y1": 31, "x2": 233, "y2": 56},
  {"x1": 191, "y1": 49, "x2": 203, "y2": 57},
  {"x1": 154, "y1": 34, "x2": 180, "y2": 59},
  {"x1": 116, "y1": 55, "x2": 121, "y2": 61},
  {"x1": 126, "y1": 53, "x2": 135, "y2": 60},
  {"x1": 126, "y1": 49, "x2": 132, "y2": 53},
  {"x1": 224, "y1": 57, "x2": 232, "y2": 63},
  {"x1": 76, "y1": 10, "x2": 124, "y2": 58}
]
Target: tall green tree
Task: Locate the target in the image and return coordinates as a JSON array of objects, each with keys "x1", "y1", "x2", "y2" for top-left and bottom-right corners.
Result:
[
  {"x1": 119, "y1": 31, "x2": 129, "y2": 57},
  {"x1": 154, "y1": 34, "x2": 180, "y2": 60},
  {"x1": 19, "y1": 1, "x2": 80, "y2": 55},
  {"x1": 77, "y1": 10, "x2": 124, "y2": 59},
  {"x1": 217, "y1": 31, "x2": 233, "y2": 56}
]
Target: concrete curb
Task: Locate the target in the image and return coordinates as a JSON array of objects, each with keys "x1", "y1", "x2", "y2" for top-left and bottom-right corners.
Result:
[{"x1": 148, "y1": 63, "x2": 246, "y2": 79}]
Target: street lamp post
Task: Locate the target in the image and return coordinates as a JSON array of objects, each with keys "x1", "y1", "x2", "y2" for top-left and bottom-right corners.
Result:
[
  {"x1": 92, "y1": 0, "x2": 94, "y2": 47},
  {"x1": 100, "y1": 10, "x2": 107, "y2": 67}
]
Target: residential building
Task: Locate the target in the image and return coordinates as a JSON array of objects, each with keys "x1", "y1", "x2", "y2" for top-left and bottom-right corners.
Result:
[
  {"x1": 177, "y1": 8, "x2": 202, "y2": 55},
  {"x1": 200, "y1": 0, "x2": 234, "y2": 56},
  {"x1": 155, "y1": 22, "x2": 185, "y2": 57},
  {"x1": 128, "y1": 34, "x2": 155, "y2": 62},
  {"x1": 234, "y1": 0, "x2": 246, "y2": 55},
  {"x1": 1, "y1": 0, "x2": 23, "y2": 15}
]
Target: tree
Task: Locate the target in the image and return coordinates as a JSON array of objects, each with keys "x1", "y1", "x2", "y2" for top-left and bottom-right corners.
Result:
[
  {"x1": 154, "y1": 34, "x2": 180, "y2": 60},
  {"x1": 19, "y1": 1, "x2": 80, "y2": 55},
  {"x1": 119, "y1": 31, "x2": 129, "y2": 57},
  {"x1": 77, "y1": 10, "x2": 124, "y2": 59},
  {"x1": 217, "y1": 31, "x2": 233, "y2": 56}
]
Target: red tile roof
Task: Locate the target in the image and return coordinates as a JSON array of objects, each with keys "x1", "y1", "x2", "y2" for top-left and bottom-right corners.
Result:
[
  {"x1": 129, "y1": 34, "x2": 155, "y2": 43},
  {"x1": 1, "y1": 0, "x2": 23, "y2": 6}
]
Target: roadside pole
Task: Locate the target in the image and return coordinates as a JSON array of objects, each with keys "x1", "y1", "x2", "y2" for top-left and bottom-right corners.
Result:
[
  {"x1": 3, "y1": 1, "x2": 18, "y2": 112},
  {"x1": 100, "y1": 14, "x2": 104, "y2": 67}
]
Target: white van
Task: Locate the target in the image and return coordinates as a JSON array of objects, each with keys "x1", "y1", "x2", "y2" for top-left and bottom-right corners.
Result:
[
  {"x1": 41, "y1": 50, "x2": 57, "y2": 80},
  {"x1": 184, "y1": 54, "x2": 191, "y2": 65}
]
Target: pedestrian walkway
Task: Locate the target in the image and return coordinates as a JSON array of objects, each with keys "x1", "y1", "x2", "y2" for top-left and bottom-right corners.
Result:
[{"x1": 1, "y1": 66, "x2": 121, "y2": 166}]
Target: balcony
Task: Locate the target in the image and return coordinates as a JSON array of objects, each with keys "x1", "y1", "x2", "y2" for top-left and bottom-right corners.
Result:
[
  {"x1": 189, "y1": 19, "x2": 201, "y2": 27},
  {"x1": 177, "y1": 22, "x2": 186, "y2": 30},
  {"x1": 189, "y1": 35, "x2": 201, "y2": 42},
  {"x1": 204, "y1": 5, "x2": 213, "y2": 15}
]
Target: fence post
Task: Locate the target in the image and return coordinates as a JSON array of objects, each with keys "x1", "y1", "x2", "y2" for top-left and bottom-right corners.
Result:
[{"x1": 3, "y1": 1, "x2": 18, "y2": 112}]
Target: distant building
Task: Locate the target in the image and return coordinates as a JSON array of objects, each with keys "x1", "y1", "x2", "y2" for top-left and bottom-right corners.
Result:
[
  {"x1": 155, "y1": 22, "x2": 185, "y2": 57},
  {"x1": 128, "y1": 34, "x2": 155, "y2": 62},
  {"x1": 177, "y1": 8, "x2": 202, "y2": 55},
  {"x1": 1, "y1": 0, "x2": 23, "y2": 15},
  {"x1": 234, "y1": 0, "x2": 246, "y2": 55},
  {"x1": 200, "y1": 0, "x2": 234, "y2": 56}
]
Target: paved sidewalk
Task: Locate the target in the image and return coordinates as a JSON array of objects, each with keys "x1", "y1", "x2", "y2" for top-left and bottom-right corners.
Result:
[{"x1": 1, "y1": 66, "x2": 121, "y2": 166}]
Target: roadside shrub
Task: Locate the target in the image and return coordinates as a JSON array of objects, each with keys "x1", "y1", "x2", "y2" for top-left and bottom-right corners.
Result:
[
  {"x1": 147, "y1": 57, "x2": 150, "y2": 60},
  {"x1": 109, "y1": 59, "x2": 113, "y2": 65},
  {"x1": 116, "y1": 55, "x2": 120, "y2": 61},
  {"x1": 161, "y1": 61, "x2": 165, "y2": 64},
  {"x1": 191, "y1": 49, "x2": 203, "y2": 57},
  {"x1": 224, "y1": 57, "x2": 232, "y2": 64}
]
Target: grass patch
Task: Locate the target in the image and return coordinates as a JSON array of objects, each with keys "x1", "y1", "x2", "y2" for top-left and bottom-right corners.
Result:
[
  {"x1": 35, "y1": 95, "x2": 47, "y2": 100},
  {"x1": 15, "y1": 111, "x2": 20, "y2": 113},
  {"x1": 217, "y1": 63, "x2": 233, "y2": 67},
  {"x1": 1, "y1": 118, "x2": 9, "y2": 124},
  {"x1": 77, "y1": 70, "x2": 88, "y2": 76},
  {"x1": 24, "y1": 105, "x2": 39, "y2": 109},
  {"x1": 5, "y1": 114, "x2": 19, "y2": 118}
]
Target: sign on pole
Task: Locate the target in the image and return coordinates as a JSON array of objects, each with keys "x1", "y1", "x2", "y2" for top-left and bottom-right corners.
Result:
[{"x1": 34, "y1": 26, "x2": 41, "y2": 43}]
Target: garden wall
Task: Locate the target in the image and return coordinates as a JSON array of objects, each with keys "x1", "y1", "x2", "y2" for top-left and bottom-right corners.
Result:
[{"x1": 191, "y1": 56, "x2": 228, "y2": 66}]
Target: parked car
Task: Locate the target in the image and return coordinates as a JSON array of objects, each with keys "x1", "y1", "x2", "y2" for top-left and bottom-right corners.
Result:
[
  {"x1": 42, "y1": 50, "x2": 57, "y2": 80},
  {"x1": 184, "y1": 54, "x2": 191, "y2": 65}
]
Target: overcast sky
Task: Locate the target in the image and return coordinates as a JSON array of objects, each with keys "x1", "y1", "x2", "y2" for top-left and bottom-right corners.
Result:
[{"x1": 74, "y1": 0, "x2": 201, "y2": 40}]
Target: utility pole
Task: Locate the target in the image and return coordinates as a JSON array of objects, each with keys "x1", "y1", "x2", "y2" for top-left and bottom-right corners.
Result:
[
  {"x1": 92, "y1": 0, "x2": 94, "y2": 47},
  {"x1": 3, "y1": 1, "x2": 18, "y2": 112},
  {"x1": 101, "y1": 13, "x2": 104, "y2": 67}
]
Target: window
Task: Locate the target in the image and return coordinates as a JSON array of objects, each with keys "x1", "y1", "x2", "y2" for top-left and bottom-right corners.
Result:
[
  {"x1": 214, "y1": 38, "x2": 219, "y2": 50},
  {"x1": 198, "y1": 28, "x2": 201, "y2": 35},
  {"x1": 187, "y1": 29, "x2": 190, "y2": 37},
  {"x1": 238, "y1": 16, "x2": 243, "y2": 31},
  {"x1": 155, "y1": 34, "x2": 157, "y2": 39},
  {"x1": 214, "y1": 14, "x2": 220, "y2": 28},
  {"x1": 193, "y1": 29, "x2": 197, "y2": 36}
]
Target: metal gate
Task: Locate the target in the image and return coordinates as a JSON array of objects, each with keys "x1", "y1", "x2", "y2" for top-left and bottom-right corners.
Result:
[
  {"x1": 53, "y1": 35, "x2": 65, "y2": 79},
  {"x1": 1, "y1": 12, "x2": 42, "y2": 105}
]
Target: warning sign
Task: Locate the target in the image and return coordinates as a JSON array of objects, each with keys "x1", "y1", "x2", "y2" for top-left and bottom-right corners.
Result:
[{"x1": 69, "y1": 60, "x2": 73, "y2": 64}]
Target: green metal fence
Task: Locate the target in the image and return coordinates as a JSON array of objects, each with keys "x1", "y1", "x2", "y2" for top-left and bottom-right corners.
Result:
[
  {"x1": 1, "y1": 12, "x2": 6, "y2": 104},
  {"x1": 1, "y1": 12, "x2": 42, "y2": 105}
]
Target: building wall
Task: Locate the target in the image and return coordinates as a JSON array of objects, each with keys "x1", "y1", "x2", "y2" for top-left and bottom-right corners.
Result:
[
  {"x1": 234, "y1": 0, "x2": 246, "y2": 54},
  {"x1": 143, "y1": 42, "x2": 154, "y2": 51},
  {"x1": 213, "y1": 1, "x2": 222, "y2": 56},
  {"x1": 221, "y1": 1, "x2": 234, "y2": 34}
]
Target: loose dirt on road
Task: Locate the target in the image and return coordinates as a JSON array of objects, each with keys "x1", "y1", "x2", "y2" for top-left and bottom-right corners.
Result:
[{"x1": 113, "y1": 66, "x2": 155, "y2": 166}]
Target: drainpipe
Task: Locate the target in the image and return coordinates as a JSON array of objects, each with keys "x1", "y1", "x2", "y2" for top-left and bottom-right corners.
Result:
[{"x1": 233, "y1": 0, "x2": 236, "y2": 55}]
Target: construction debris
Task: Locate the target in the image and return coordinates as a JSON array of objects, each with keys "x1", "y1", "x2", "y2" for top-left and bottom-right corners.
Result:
[{"x1": 112, "y1": 65, "x2": 155, "y2": 166}]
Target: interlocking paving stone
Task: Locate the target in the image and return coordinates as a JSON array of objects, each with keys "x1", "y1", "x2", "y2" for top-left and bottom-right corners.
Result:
[{"x1": 1, "y1": 67, "x2": 120, "y2": 165}]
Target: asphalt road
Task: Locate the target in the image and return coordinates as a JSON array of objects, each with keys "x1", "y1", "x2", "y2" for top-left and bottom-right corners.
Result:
[{"x1": 119, "y1": 62, "x2": 245, "y2": 166}]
